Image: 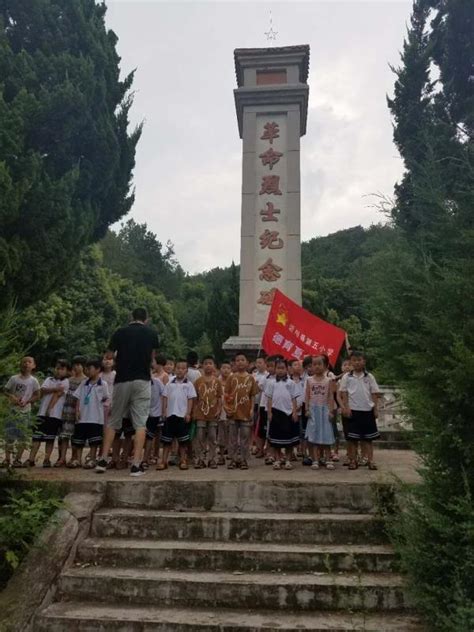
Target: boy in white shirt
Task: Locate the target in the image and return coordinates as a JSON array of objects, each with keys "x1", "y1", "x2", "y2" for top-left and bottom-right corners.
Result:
[
  {"x1": 339, "y1": 351, "x2": 380, "y2": 470},
  {"x1": 157, "y1": 360, "x2": 196, "y2": 471},
  {"x1": 27, "y1": 360, "x2": 70, "y2": 467},
  {"x1": 71, "y1": 358, "x2": 110, "y2": 468},
  {"x1": 3, "y1": 357, "x2": 40, "y2": 467}
]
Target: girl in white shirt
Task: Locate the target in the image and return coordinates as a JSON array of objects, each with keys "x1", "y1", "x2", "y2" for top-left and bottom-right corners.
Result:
[{"x1": 265, "y1": 359, "x2": 299, "y2": 471}]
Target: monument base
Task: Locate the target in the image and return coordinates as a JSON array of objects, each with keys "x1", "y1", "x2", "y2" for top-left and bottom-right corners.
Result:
[{"x1": 222, "y1": 336, "x2": 264, "y2": 361}]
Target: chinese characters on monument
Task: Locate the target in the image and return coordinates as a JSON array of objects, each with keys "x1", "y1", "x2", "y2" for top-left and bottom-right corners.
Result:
[{"x1": 257, "y1": 121, "x2": 285, "y2": 306}]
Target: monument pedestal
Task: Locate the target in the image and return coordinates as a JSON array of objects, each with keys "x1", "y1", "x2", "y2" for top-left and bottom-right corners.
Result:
[
  {"x1": 222, "y1": 335, "x2": 263, "y2": 360},
  {"x1": 223, "y1": 45, "x2": 309, "y2": 358}
]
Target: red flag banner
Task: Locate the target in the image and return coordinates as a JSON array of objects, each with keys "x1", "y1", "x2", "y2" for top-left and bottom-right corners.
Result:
[{"x1": 261, "y1": 289, "x2": 346, "y2": 365}]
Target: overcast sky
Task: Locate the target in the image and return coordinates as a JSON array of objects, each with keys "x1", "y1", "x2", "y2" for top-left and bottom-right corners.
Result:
[{"x1": 105, "y1": 0, "x2": 411, "y2": 273}]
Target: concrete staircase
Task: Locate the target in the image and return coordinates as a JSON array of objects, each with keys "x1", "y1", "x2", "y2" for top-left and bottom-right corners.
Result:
[{"x1": 36, "y1": 480, "x2": 421, "y2": 631}]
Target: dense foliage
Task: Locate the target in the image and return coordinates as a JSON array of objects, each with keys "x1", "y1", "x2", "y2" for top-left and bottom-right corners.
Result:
[
  {"x1": 378, "y1": 1, "x2": 474, "y2": 629},
  {"x1": 0, "y1": 0, "x2": 141, "y2": 308},
  {"x1": 15, "y1": 246, "x2": 183, "y2": 369},
  {"x1": 0, "y1": 486, "x2": 62, "y2": 588}
]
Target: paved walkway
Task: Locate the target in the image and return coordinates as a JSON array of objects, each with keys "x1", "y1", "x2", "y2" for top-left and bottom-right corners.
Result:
[{"x1": 18, "y1": 449, "x2": 420, "y2": 485}]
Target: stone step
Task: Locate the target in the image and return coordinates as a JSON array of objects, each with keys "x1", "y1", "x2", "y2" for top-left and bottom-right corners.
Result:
[
  {"x1": 58, "y1": 567, "x2": 411, "y2": 612},
  {"x1": 37, "y1": 602, "x2": 423, "y2": 631},
  {"x1": 105, "y1": 480, "x2": 377, "y2": 513},
  {"x1": 78, "y1": 538, "x2": 396, "y2": 573},
  {"x1": 91, "y1": 508, "x2": 387, "y2": 545}
]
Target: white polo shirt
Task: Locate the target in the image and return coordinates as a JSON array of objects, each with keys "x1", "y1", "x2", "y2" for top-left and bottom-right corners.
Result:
[
  {"x1": 38, "y1": 377, "x2": 69, "y2": 419},
  {"x1": 164, "y1": 378, "x2": 196, "y2": 418},
  {"x1": 260, "y1": 374, "x2": 275, "y2": 410},
  {"x1": 74, "y1": 378, "x2": 110, "y2": 425},
  {"x1": 339, "y1": 371, "x2": 380, "y2": 411},
  {"x1": 264, "y1": 377, "x2": 297, "y2": 415}
]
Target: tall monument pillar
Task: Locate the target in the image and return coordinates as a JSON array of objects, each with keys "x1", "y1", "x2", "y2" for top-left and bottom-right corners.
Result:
[{"x1": 224, "y1": 45, "x2": 310, "y2": 356}]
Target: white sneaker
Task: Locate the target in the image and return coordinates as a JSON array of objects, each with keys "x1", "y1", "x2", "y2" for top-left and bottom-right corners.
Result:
[{"x1": 311, "y1": 462, "x2": 320, "y2": 470}]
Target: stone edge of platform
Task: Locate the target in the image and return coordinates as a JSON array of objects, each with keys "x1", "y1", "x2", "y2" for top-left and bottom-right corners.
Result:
[{"x1": 0, "y1": 488, "x2": 105, "y2": 632}]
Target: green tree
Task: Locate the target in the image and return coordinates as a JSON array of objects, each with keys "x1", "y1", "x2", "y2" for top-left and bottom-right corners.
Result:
[
  {"x1": 16, "y1": 247, "x2": 182, "y2": 369},
  {"x1": 101, "y1": 220, "x2": 184, "y2": 299},
  {"x1": 0, "y1": 0, "x2": 141, "y2": 308},
  {"x1": 377, "y1": 2, "x2": 474, "y2": 629}
]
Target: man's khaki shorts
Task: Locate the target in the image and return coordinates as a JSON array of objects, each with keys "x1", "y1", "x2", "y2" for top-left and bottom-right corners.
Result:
[{"x1": 109, "y1": 380, "x2": 151, "y2": 431}]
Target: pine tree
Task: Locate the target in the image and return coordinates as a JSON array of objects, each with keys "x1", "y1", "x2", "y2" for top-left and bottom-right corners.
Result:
[
  {"x1": 379, "y1": 1, "x2": 474, "y2": 629},
  {"x1": 0, "y1": 0, "x2": 141, "y2": 307}
]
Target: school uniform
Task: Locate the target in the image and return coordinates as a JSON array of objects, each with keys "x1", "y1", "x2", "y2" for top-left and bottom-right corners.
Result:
[
  {"x1": 146, "y1": 377, "x2": 165, "y2": 440},
  {"x1": 33, "y1": 377, "x2": 70, "y2": 442},
  {"x1": 265, "y1": 377, "x2": 299, "y2": 448},
  {"x1": 161, "y1": 378, "x2": 196, "y2": 444},
  {"x1": 339, "y1": 370, "x2": 380, "y2": 441},
  {"x1": 72, "y1": 378, "x2": 109, "y2": 447}
]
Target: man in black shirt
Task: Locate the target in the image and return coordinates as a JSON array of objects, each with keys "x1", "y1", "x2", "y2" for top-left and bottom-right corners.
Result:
[{"x1": 96, "y1": 308, "x2": 159, "y2": 476}]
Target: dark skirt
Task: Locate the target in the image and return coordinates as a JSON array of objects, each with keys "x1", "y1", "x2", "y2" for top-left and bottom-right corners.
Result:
[
  {"x1": 268, "y1": 408, "x2": 300, "y2": 448},
  {"x1": 346, "y1": 409, "x2": 379, "y2": 441}
]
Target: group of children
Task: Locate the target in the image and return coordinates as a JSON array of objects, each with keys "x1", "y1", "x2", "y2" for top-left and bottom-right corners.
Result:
[{"x1": 2, "y1": 348, "x2": 381, "y2": 472}]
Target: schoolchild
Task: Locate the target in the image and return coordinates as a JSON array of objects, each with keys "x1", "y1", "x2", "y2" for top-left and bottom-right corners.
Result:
[
  {"x1": 71, "y1": 358, "x2": 110, "y2": 468},
  {"x1": 193, "y1": 355, "x2": 223, "y2": 469},
  {"x1": 305, "y1": 355, "x2": 336, "y2": 470},
  {"x1": 27, "y1": 360, "x2": 70, "y2": 467},
  {"x1": 157, "y1": 360, "x2": 196, "y2": 471},
  {"x1": 3, "y1": 357, "x2": 40, "y2": 467},
  {"x1": 257, "y1": 356, "x2": 276, "y2": 463},
  {"x1": 265, "y1": 359, "x2": 299, "y2": 470},
  {"x1": 59, "y1": 355, "x2": 86, "y2": 467},
  {"x1": 339, "y1": 351, "x2": 380, "y2": 470},
  {"x1": 143, "y1": 360, "x2": 166, "y2": 467},
  {"x1": 224, "y1": 353, "x2": 259, "y2": 470}
]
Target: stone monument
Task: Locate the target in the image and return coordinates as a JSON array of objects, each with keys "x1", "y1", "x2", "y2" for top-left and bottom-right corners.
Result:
[{"x1": 223, "y1": 45, "x2": 310, "y2": 357}]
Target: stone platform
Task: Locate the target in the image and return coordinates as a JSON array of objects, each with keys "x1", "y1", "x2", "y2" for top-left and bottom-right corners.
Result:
[{"x1": 21, "y1": 449, "x2": 419, "y2": 487}]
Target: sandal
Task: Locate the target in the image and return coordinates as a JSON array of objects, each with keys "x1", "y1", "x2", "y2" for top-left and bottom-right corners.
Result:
[
  {"x1": 67, "y1": 460, "x2": 81, "y2": 469},
  {"x1": 208, "y1": 460, "x2": 218, "y2": 469},
  {"x1": 83, "y1": 460, "x2": 96, "y2": 470},
  {"x1": 156, "y1": 462, "x2": 168, "y2": 470},
  {"x1": 179, "y1": 460, "x2": 188, "y2": 471},
  {"x1": 264, "y1": 456, "x2": 274, "y2": 465},
  {"x1": 311, "y1": 462, "x2": 320, "y2": 470},
  {"x1": 240, "y1": 460, "x2": 249, "y2": 470},
  {"x1": 42, "y1": 459, "x2": 52, "y2": 468},
  {"x1": 54, "y1": 460, "x2": 66, "y2": 468},
  {"x1": 227, "y1": 461, "x2": 236, "y2": 469},
  {"x1": 368, "y1": 462, "x2": 378, "y2": 470},
  {"x1": 25, "y1": 459, "x2": 35, "y2": 467},
  {"x1": 0, "y1": 460, "x2": 11, "y2": 469},
  {"x1": 12, "y1": 459, "x2": 26, "y2": 468},
  {"x1": 273, "y1": 460, "x2": 282, "y2": 470},
  {"x1": 284, "y1": 461, "x2": 293, "y2": 470},
  {"x1": 348, "y1": 460, "x2": 358, "y2": 470}
]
